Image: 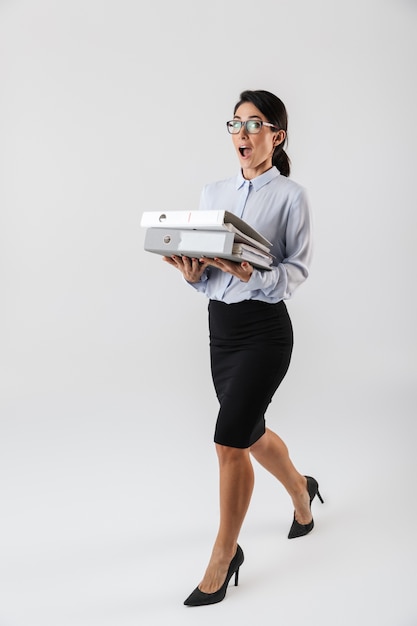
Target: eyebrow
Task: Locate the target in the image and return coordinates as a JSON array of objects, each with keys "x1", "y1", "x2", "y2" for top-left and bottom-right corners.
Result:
[{"x1": 233, "y1": 115, "x2": 263, "y2": 120}]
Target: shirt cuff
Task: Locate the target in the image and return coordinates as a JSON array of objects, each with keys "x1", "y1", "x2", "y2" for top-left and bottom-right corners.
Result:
[{"x1": 246, "y1": 267, "x2": 263, "y2": 289}]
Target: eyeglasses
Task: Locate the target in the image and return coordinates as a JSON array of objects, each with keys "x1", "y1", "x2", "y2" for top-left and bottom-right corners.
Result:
[{"x1": 226, "y1": 119, "x2": 279, "y2": 134}]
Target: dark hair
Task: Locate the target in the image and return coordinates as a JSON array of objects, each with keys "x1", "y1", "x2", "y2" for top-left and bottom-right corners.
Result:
[{"x1": 234, "y1": 90, "x2": 291, "y2": 177}]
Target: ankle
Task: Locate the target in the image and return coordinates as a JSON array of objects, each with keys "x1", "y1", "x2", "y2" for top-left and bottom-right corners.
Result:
[
  {"x1": 211, "y1": 542, "x2": 238, "y2": 564},
  {"x1": 289, "y1": 475, "x2": 308, "y2": 498}
]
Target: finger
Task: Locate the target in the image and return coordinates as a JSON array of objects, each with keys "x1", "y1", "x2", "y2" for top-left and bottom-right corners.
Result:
[
  {"x1": 213, "y1": 258, "x2": 236, "y2": 272},
  {"x1": 181, "y1": 255, "x2": 195, "y2": 268},
  {"x1": 190, "y1": 257, "x2": 203, "y2": 272},
  {"x1": 198, "y1": 258, "x2": 210, "y2": 270},
  {"x1": 202, "y1": 256, "x2": 223, "y2": 268},
  {"x1": 201, "y1": 257, "x2": 234, "y2": 274},
  {"x1": 240, "y1": 261, "x2": 254, "y2": 281}
]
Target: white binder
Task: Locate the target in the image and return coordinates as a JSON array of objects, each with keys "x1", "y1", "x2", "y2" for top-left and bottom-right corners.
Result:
[{"x1": 140, "y1": 210, "x2": 272, "y2": 251}]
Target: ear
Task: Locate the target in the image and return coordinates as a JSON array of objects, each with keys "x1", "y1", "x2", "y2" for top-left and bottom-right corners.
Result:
[{"x1": 273, "y1": 130, "x2": 286, "y2": 147}]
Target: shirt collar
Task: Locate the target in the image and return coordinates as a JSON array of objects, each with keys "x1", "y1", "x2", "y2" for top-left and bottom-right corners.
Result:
[{"x1": 236, "y1": 166, "x2": 280, "y2": 191}]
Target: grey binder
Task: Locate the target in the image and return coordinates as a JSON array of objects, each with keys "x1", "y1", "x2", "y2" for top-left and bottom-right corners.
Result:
[{"x1": 144, "y1": 228, "x2": 272, "y2": 270}]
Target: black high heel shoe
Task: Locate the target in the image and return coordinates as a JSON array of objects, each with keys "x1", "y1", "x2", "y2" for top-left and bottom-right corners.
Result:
[
  {"x1": 184, "y1": 545, "x2": 244, "y2": 607},
  {"x1": 288, "y1": 476, "x2": 324, "y2": 539}
]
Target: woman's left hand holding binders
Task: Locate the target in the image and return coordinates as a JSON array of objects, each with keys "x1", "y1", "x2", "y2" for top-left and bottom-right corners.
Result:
[{"x1": 200, "y1": 257, "x2": 254, "y2": 283}]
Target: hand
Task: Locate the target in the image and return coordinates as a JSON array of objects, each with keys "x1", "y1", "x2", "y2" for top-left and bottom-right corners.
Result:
[
  {"x1": 162, "y1": 255, "x2": 209, "y2": 282},
  {"x1": 200, "y1": 257, "x2": 254, "y2": 282}
]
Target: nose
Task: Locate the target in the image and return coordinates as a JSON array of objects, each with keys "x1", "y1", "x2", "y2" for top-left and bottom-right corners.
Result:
[{"x1": 238, "y1": 123, "x2": 249, "y2": 138}]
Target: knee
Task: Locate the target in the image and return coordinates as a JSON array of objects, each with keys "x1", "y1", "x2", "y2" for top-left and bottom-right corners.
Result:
[{"x1": 215, "y1": 443, "x2": 250, "y2": 465}]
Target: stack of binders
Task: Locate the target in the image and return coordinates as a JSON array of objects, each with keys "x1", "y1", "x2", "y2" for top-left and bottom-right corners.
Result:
[{"x1": 140, "y1": 210, "x2": 274, "y2": 270}]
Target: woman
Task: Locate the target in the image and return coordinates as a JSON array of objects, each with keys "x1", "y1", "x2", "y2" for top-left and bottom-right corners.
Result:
[{"x1": 163, "y1": 89, "x2": 323, "y2": 607}]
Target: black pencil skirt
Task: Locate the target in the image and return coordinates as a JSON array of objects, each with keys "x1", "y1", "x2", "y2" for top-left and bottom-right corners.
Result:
[{"x1": 208, "y1": 299, "x2": 293, "y2": 449}]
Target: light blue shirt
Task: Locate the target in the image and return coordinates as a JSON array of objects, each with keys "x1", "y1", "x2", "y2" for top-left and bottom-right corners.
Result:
[{"x1": 189, "y1": 167, "x2": 313, "y2": 304}]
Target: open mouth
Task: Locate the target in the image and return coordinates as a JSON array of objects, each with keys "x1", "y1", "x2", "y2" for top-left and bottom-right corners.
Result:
[{"x1": 239, "y1": 146, "x2": 252, "y2": 157}]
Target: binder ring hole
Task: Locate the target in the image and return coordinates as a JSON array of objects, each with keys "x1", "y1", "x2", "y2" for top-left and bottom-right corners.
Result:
[
  {"x1": 159, "y1": 213, "x2": 167, "y2": 222},
  {"x1": 163, "y1": 235, "x2": 171, "y2": 244}
]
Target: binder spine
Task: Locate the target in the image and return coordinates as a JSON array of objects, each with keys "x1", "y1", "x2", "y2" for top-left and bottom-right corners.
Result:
[{"x1": 144, "y1": 228, "x2": 235, "y2": 257}]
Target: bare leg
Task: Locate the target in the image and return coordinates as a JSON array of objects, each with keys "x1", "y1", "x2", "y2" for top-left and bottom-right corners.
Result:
[
  {"x1": 250, "y1": 428, "x2": 312, "y2": 524},
  {"x1": 198, "y1": 443, "x2": 254, "y2": 594}
]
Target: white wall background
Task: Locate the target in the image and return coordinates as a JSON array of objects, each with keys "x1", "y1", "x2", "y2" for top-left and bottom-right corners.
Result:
[{"x1": 1, "y1": 1, "x2": 416, "y2": 625}]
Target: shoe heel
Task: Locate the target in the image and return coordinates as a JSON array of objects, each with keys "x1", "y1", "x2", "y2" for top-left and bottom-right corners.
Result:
[
  {"x1": 234, "y1": 566, "x2": 240, "y2": 587},
  {"x1": 317, "y1": 489, "x2": 324, "y2": 504}
]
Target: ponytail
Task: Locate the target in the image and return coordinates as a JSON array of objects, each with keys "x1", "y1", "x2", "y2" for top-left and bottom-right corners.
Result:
[{"x1": 272, "y1": 146, "x2": 291, "y2": 177}]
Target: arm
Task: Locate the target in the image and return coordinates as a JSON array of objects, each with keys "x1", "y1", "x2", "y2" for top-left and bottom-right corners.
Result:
[{"x1": 246, "y1": 187, "x2": 313, "y2": 300}]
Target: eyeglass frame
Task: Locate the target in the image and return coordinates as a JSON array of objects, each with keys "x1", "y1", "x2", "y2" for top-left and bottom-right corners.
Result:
[{"x1": 226, "y1": 119, "x2": 280, "y2": 134}]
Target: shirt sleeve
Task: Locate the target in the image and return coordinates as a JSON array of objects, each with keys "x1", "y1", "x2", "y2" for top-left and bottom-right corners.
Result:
[{"x1": 247, "y1": 188, "x2": 313, "y2": 300}]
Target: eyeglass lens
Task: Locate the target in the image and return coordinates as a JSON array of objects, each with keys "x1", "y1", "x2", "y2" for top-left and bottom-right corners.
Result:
[{"x1": 227, "y1": 120, "x2": 263, "y2": 134}]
